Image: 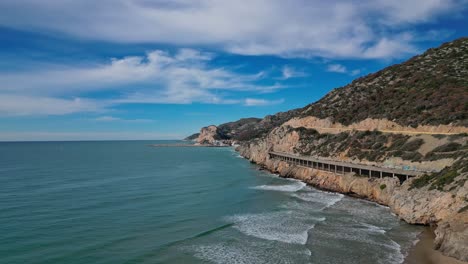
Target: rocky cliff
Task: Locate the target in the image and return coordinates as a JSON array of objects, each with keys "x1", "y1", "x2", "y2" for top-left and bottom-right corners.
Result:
[
  {"x1": 236, "y1": 126, "x2": 468, "y2": 261},
  {"x1": 196, "y1": 125, "x2": 220, "y2": 144},
  {"x1": 191, "y1": 38, "x2": 468, "y2": 261}
]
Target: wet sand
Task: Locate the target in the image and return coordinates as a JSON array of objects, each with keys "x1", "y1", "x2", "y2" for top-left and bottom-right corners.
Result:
[{"x1": 405, "y1": 227, "x2": 467, "y2": 264}]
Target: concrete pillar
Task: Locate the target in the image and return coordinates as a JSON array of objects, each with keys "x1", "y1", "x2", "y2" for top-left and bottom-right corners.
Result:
[
  {"x1": 334, "y1": 165, "x2": 337, "y2": 173},
  {"x1": 359, "y1": 168, "x2": 362, "y2": 175},
  {"x1": 380, "y1": 171, "x2": 382, "y2": 179},
  {"x1": 406, "y1": 175, "x2": 409, "y2": 181},
  {"x1": 369, "y1": 170, "x2": 372, "y2": 178},
  {"x1": 342, "y1": 166, "x2": 344, "y2": 174}
]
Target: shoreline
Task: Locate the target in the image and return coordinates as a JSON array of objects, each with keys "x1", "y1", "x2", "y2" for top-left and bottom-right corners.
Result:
[
  {"x1": 405, "y1": 228, "x2": 467, "y2": 264},
  {"x1": 246, "y1": 156, "x2": 468, "y2": 263}
]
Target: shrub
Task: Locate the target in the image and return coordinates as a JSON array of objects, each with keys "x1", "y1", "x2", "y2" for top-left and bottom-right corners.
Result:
[
  {"x1": 400, "y1": 152, "x2": 423, "y2": 162},
  {"x1": 433, "y1": 134, "x2": 447, "y2": 139},
  {"x1": 429, "y1": 170, "x2": 459, "y2": 191},
  {"x1": 388, "y1": 137, "x2": 409, "y2": 150},
  {"x1": 448, "y1": 133, "x2": 467, "y2": 141},
  {"x1": 410, "y1": 174, "x2": 433, "y2": 189},
  {"x1": 380, "y1": 184, "x2": 387, "y2": 190},
  {"x1": 424, "y1": 151, "x2": 463, "y2": 161},
  {"x1": 432, "y1": 142, "x2": 462, "y2": 153},
  {"x1": 400, "y1": 139, "x2": 424, "y2": 152}
]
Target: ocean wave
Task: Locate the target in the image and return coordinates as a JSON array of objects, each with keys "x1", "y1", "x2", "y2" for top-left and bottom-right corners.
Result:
[
  {"x1": 225, "y1": 210, "x2": 323, "y2": 245},
  {"x1": 360, "y1": 222, "x2": 387, "y2": 234},
  {"x1": 376, "y1": 240, "x2": 405, "y2": 264},
  {"x1": 290, "y1": 190, "x2": 344, "y2": 210},
  {"x1": 192, "y1": 241, "x2": 311, "y2": 264},
  {"x1": 251, "y1": 181, "x2": 306, "y2": 192},
  {"x1": 193, "y1": 244, "x2": 263, "y2": 264}
]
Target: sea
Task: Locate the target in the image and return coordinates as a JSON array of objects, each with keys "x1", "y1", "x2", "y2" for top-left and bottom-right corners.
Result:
[{"x1": 0, "y1": 140, "x2": 423, "y2": 264}]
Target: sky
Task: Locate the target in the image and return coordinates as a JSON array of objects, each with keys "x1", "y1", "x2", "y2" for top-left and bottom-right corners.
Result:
[{"x1": 0, "y1": 0, "x2": 467, "y2": 141}]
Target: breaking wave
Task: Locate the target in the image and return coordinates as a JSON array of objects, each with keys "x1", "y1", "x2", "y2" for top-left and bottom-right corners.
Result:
[
  {"x1": 251, "y1": 181, "x2": 306, "y2": 192},
  {"x1": 225, "y1": 211, "x2": 325, "y2": 245}
]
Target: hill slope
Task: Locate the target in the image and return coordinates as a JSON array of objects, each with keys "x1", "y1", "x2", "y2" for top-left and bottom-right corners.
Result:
[
  {"x1": 190, "y1": 37, "x2": 468, "y2": 261},
  {"x1": 300, "y1": 38, "x2": 467, "y2": 127}
]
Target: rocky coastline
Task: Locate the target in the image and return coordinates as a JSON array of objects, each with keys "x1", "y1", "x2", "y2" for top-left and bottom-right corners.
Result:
[
  {"x1": 187, "y1": 38, "x2": 468, "y2": 262},
  {"x1": 235, "y1": 141, "x2": 468, "y2": 262}
]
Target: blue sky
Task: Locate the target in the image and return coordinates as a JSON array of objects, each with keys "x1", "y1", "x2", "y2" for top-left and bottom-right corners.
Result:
[{"x1": 0, "y1": 0, "x2": 467, "y2": 141}]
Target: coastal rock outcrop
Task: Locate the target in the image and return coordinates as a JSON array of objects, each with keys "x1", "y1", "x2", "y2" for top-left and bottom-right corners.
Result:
[
  {"x1": 192, "y1": 37, "x2": 468, "y2": 261},
  {"x1": 236, "y1": 134, "x2": 468, "y2": 261},
  {"x1": 196, "y1": 125, "x2": 221, "y2": 144}
]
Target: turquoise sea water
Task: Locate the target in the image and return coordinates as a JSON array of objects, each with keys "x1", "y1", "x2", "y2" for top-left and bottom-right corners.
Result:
[{"x1": 0, "y1": 141, "x2": 422, "y2": 264}]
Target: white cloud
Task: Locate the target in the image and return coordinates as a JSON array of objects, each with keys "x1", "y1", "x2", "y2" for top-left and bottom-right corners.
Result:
[
  {"x1": 350, "y1": 69, "x2": 361, "y2": 76},
  {"x1": 93, "y1": 116, "x2": 154, "y2": 122},
  {"x1": 327, "y1": 64, "x2": 347, "y2": 73},
  {"x1": 0, "y1": 49, "x2": 285, "y2": 115},
  {"x1": 244, "y1": 98, "x2": 284, "y2": 106},
  {"x1": 0, "y1": 0, "x2": 464, "y2": 59},
  {"x1": 280, "y1": 66, "x2": 306, "y2": 79},
  {"x1": 0, "y1": 95, "x2": 103, "y2": 116},
  {"x1": 327, "y1": 64, "x2": 363, "y2": 76}
]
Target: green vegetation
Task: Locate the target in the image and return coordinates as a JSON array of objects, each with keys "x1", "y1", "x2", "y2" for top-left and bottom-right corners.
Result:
[
  {"x1": 448, "y1": 133, "x2": 468, "y2": 141},
  {"x1": 184, "y1": 133, "x2": 200, "y2": 140},
  {"x1": 410, "y1": 174, "x2": 434, "y2": 190},
  {"x1": 300, "y1": 38, "x2": 468, "y2": 127},
  {"x1": 400, "y1": 139, "x2": 424, "y2": 152},
  {"x1": 424, "y1": 142, "x2": 465, "y2": 161},
  {"x1": 410, "y1": 159, "x2": 467, "y2": 191},
  {"x1": 429, "y1": 170, "x2": 459, "y2": 191},
  {"x1": 203, "y1": 39, "x2": 468, "y2": 143},
  {"x1": 380, "y1": 184, "x2": 387, "y2": 190},
  {"x1": 432, "y1": 142, "x2": 462, "y2": 152}
]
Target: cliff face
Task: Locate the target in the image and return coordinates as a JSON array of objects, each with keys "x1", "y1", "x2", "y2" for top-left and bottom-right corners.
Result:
[
  {"x1": 237, "y1": 138, "x2": 468, "y2": 261},
  {"x1": 192, "y1": 38, "x2": 468, "y2": 261},
  {"x1": 196, "y1": 125, "x2": 221, "y2": 144}
]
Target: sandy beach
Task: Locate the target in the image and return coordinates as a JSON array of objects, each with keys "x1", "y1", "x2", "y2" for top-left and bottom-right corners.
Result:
[{"x1": 405, "y1": 227, "x2": 467, "y2": 264}]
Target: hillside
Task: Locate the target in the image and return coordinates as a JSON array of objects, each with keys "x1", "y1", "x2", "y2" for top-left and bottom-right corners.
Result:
[
  {"x1": 188, "y1": 38, "x2": 467, "y2": 143},
  {"x1": 184, "y1": 133, "x2": 200, "y2": 141},
  {"x1": 194, "y1": 110, "x2": 300, "y2": 143},
  {"x1": 300, "y1": 37, "x2": 468, "y2": 127},
  {"x1": 190, "y1": 37, "x2": 468, "y2": 261}
]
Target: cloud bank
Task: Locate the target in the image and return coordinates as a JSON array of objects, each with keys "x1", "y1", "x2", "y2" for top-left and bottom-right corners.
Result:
[
  {"x1": 0, "y1": 0, "x2": 465, "y2": 59},
  {"x1": 0, "y1": 49, "x2": 285, "y2": 115}
]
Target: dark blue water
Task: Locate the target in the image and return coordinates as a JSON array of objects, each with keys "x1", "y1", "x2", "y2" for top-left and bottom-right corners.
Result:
[{"x1": 0, "y1": 141, "x2": 422, "y2": 263}]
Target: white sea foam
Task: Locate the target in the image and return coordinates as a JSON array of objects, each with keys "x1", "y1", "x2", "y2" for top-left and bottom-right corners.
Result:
[
  {"x1": 226, "y1": 213, "x2": 308, "y2": 244},
  {"x1": 360, "y1": 222, "x2": 387, "y2": 234},
  {"x1": 192, "y1": 241, "x2": 311, "y2": 264},
  {"x1": 193, "y1": 244, "x2": 262, "y2": 264},
  {"x1": 225, "y1": 210, "x2": 323, "y2": 245},
  {"x1": 290, "y1": 190, "x2": 344, "y2": 210},
  {"x1": 251, "y1": 181, "x2": 306, "y2": 192},
  {"x1": 377, "y1": 240, "x2": 405, "y2": 264}
]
